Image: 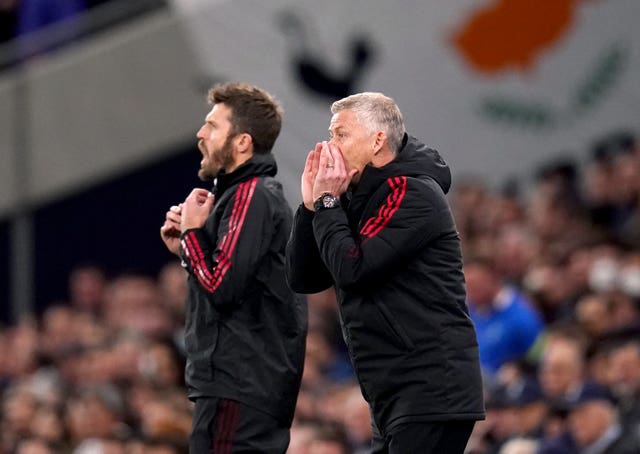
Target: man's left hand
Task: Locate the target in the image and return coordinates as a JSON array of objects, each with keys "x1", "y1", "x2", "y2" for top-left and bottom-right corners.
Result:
[
  {"x1": 312, "y1": 142, "x2": 357, "y2": 202},
  {"x1": 181, "y1": 188, "x2": 215, "y2": 231}
]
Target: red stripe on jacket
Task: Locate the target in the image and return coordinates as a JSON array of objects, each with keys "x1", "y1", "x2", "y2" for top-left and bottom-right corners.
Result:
[
  {"x1": 359, "y1": 176, "x2": 407, "y2": 239},
  {"x1": 360, "y1": 177, "x2": 400, "y2": 236},
  {"x1": 186, "y1": 177, "x2": 258, "y2": 294},
  {"x1": 211, "y1": 399, "x2": 240, "y2": 453}
]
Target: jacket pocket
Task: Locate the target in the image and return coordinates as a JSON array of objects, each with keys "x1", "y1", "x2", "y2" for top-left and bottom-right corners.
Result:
[{"x1": 373, "y1": 299, "x2": 415, "y2": 351}]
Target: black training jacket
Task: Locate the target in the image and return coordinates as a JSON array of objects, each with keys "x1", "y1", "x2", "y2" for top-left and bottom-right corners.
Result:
[
  {"x1": 286, "y1": 134, "x2": 485, "y2": 433},
  {"x1": 179, "y1": 153, "x2": 307, "y2": 427}
]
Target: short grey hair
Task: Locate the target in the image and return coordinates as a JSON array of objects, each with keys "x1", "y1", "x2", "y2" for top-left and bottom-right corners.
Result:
[{"x1": 331, "y1": 92, "x2": 406, "y2": 152}]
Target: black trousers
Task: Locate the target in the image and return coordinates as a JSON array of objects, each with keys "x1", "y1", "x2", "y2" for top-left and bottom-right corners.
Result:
[
  {"x1": 371, "y1": 420, "x2": 476, "y2": 454},
  {"x1": 189, "y1": 397, "x2": 290, "y2": 454}
]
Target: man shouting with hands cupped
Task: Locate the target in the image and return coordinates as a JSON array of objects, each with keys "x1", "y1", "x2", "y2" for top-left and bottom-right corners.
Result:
[
  {"x1": 286, "y1": 92, "x2": 485, "y2": 453},
  {"x1": 160, "y1": 82, "x2": 306, "y2": 453},
  {"x1": 305, "y1": 141, "x2": 358, "y2": 212}
]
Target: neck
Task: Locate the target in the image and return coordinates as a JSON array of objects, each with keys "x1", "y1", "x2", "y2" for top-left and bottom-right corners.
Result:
[
  {"x1": 370, "y1": 147, "x2": 396, "y2": 168},
  {"x1": 225, "y1": 152, "x2": 254, "y2": 173}
]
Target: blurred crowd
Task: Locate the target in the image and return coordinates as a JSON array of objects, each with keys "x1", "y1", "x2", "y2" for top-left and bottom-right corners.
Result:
[
  {"x1": 0, "y1": 0, "x2": 163, "y2": 68},
  {"x1": 0, "y1": 0, "x2": 115, "y2": 44},
  {"x1": 458, "y1": 130, "x2": 640, "y2": 454},
  {"x1": 1, "y1": 130, "x2": 640, "y2": 454},
  {"x1": 0, "y1": 262, "x2": 192, "y2": 453}
]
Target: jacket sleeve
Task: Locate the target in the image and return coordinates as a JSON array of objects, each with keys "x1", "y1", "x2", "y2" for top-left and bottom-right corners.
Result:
[
  {"x1": 285, "y1": 204, "x2": 334, "y2": 294},
  {"x1": 179, "y1": 178, "x2": 271, "y2": 310},
  {"x1": 313, "y1": 176, "x2": 449, "y2": 292}
]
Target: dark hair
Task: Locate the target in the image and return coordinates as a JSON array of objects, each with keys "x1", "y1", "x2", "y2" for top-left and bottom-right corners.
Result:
[
  {"x1": 310, "y1": 420, "x2": 352, "y2": 453},
  {"x1": 208, "y1": 82, "x2": 283, "y2": 154},
  {"x1": 462, "y1": 253, "x2": 497, "y2": 271}
]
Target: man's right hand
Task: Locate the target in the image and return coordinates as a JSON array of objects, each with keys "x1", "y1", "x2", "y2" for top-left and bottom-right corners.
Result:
[
  {"x1": 160, "y1": 204, "x2": 183, "y2": 256},
  {"x1": 302, "y1": 143, "x2": 322, "y2": 211}
]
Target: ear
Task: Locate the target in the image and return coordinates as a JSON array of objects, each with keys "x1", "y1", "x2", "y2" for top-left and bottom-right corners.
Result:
[
  {"x1": 372, "y1": 131, "x2": 387, "y2": 155},
  {"x1": 234, "y1": 133, "x2": 253, "y2": 154}
]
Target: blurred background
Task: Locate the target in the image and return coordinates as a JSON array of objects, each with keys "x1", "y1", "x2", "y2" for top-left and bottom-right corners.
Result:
[{"x1": 0, "y1": 0, "x2": 639, "y2": 453}]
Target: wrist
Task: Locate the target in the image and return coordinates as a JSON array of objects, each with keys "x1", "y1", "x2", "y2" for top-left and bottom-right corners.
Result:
[
  {"x1": 181, "y1": 220, "x2": 204, "y2": 232},
  {"x1": 313, "y1": 193, "x2": 341, "y2": 211}
]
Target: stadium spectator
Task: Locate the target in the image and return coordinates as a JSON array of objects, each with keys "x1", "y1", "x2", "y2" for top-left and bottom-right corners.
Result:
[
  {"x1": 16, "y1": 0, "x2": 86, "y2": 37},
  {"x1": 68, "y1": 264, "x2": 106, "y2": 316},
  {"x1": 0, "y1": 0, "x2": 18, "y2": 44},
  {"x1": 538, "y1": 328, "x2": 588, "y2": 402},
  {"x1": 465, "y1": 256, "x2": 544, "y2": 374},
  {"x1": 605, "y1": 338, "x2": 640, "y2": 429},
  {"x1": 563, "y1": 382, "x2": 640, "y2": 453},
  {"x1": 307, "y1": 421, "x2": 352, "y2": 454}
]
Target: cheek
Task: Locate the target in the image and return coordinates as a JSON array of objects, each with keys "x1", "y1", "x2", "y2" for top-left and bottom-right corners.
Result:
[
  {"x1": 340, "y1": 146, "x2": 355, "y2": 166},
  {"x1": 341, "y1": 142, "x2": 367, "y2": 167}
]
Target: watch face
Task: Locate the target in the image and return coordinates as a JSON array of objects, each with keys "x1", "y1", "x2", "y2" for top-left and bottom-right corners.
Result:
[
  {"x1": 322, "y1": 194, "x2": 338, "y2": 208},
  {"x1": 314, "y1": 193, "x2": 340, "y2": 210}
]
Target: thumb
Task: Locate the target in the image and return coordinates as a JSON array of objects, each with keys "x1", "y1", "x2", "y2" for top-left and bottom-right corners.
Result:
[{"x1": 203, "y1": 192, "x2": 215, "y2": 209}]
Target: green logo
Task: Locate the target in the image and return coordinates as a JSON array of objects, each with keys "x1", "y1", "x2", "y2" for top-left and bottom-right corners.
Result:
[{"x1": 478, "y1": 43, "x2": 629, "y2": 130}]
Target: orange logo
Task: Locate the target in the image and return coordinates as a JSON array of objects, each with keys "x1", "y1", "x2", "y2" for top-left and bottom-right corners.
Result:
[{"x1": 450, "y1": 0, "x2": 580, "y2": 74}]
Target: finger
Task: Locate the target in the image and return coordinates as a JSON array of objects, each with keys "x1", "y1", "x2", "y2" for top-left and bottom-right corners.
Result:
[
  {"x1": 202, "y1": 193, "x2": 215, "y2": 211},
  {"x1": 327, "y1": 142, "x2": 343, "y2": 160},
  {"x1": 192, "y1": 188, "x2": 210, "y2": 196},
  {"x1": 318, "y1": 143, "x2": 330, "y2": 171},
  {"x1": 322, "y1": 141, "x2": 334, "y2": 162},
  {"x1": 161, "y1": 223, "x2": 180, "y2": 239},
  {"x1": 166, "y1": 211, "x2": 181, "y2": 224},
  {"x1": 304, "y1": 150, "x2": 315, "y2": 174},
  {"x1": 170, "y1": 205, "x2": 181, "y2": 213},
  {"x1": 312, "y1": 143, "x2": 323, "y2": 167},
  {"x1": 167, "y1": 219, "x2": 181, "y2": 230},
  {"x1": 191, "y1": 191, "x2": 213, "y2": 206},
  {"x1": 187, "y1": 188, "x2": 210, "y2": 201},
  {"x1": 310, "y1": 158, "x2": 320, "y2": 183},
  {"x1": 160, "y1": 223, "x2": 175, "y2": 236}
]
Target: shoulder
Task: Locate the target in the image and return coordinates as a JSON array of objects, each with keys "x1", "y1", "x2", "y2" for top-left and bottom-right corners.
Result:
[
  {"x1": 244, "y1": 177, "x2": 292, "y2": 221},
  {"x1": 406, "y1": 176, "x2": 446, "y2": 198},
  {"x1": 389, "y1": 176, "x2": 448, "y2": 211}
]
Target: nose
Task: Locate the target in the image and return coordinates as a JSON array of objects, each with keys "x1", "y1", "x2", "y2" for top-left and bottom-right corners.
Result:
[{"x1": 196, "y1": 124, "x2": 206, "y2": 139}]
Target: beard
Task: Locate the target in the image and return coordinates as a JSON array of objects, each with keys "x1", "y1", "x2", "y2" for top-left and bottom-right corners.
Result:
[{"x1": 198, "y1": 134, "x2": 236, "y2": 181}]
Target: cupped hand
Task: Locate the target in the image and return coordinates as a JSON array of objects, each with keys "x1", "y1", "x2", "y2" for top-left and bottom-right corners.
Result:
[
  {"x1": 302, "y1": 143, "x2": 322, "y2": 211},
  {"x1": 181, "y1": 188, "x2": 215, "y2": 231},
  {"x1": 312, "y1": 142, "x2": 357, "y2": 203},
  {"x1": 160, "y1": 204, "x2": 183, "y2": 255}
]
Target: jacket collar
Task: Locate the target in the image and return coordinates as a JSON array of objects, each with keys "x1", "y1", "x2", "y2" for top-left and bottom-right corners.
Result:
[{"x1": 213, "y1": 153, "x2": 277, "y2": 196}]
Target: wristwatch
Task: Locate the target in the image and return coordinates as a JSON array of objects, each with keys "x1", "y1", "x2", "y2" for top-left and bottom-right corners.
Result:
[{"x1": 314, "y1": 192, "x2": 341, "y2": 211}]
